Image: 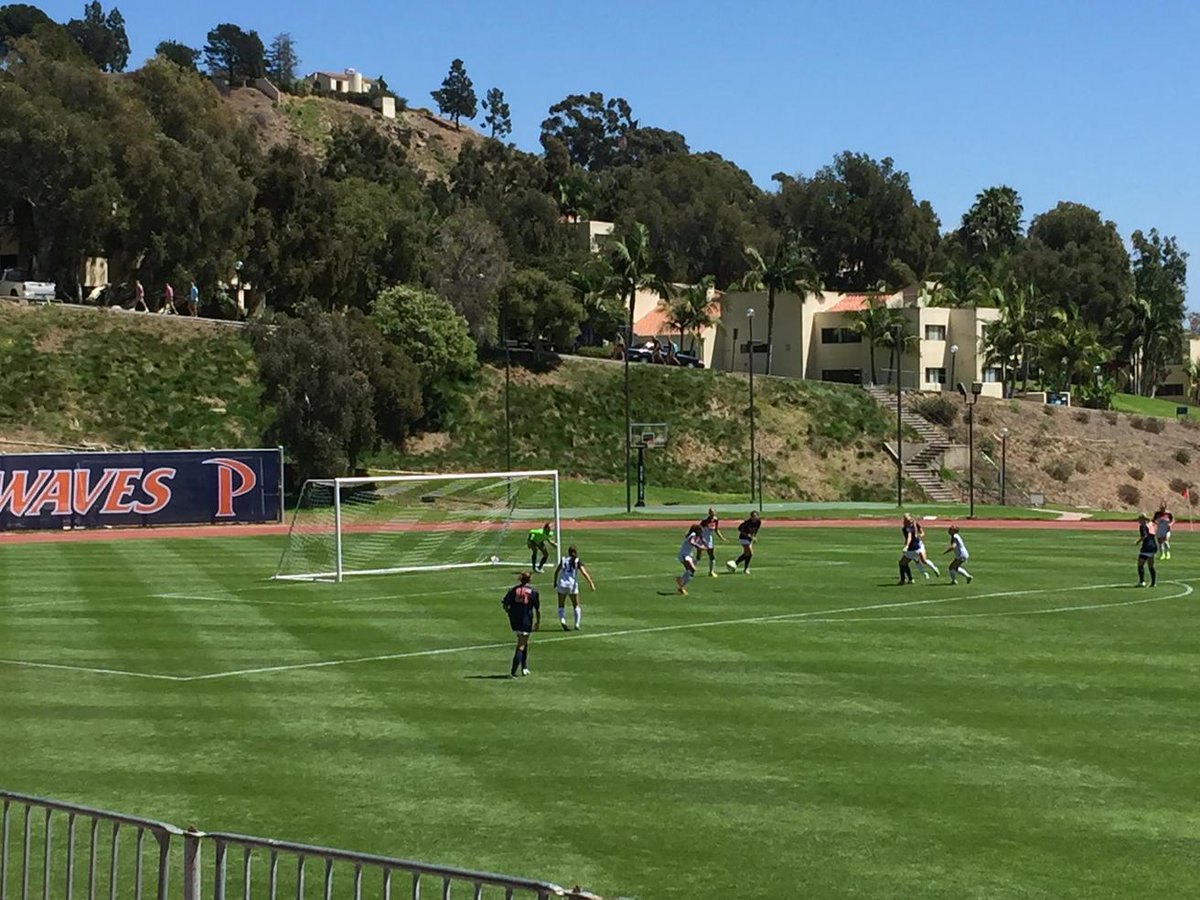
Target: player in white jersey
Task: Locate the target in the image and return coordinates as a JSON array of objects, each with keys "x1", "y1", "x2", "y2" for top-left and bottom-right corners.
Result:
[
  {"x1": 942, "y1": 525, "x2": 973, "y2": 584},
  {"x1": 695, "y1": 508, "x2": 726, "y2": 576},
  {"x1": 1153, "y1": 504, "x2": 1173, "y2": 560},
  {"x1": 676, "y1": 524, "x2": 705, "y2": 595},
  {"x1": 553, "y1": 545, "x2": 595, "y2": 631}
]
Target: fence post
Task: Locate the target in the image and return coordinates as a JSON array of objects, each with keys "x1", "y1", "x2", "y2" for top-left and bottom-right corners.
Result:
[{"x1": 182, "y1": 829, "x2": 202, "y2": 900}]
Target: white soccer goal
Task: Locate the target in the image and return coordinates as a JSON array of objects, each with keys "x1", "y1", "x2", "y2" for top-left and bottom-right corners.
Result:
[{"x1": 273, "y1": 470, "x2": 561, "y2": 582}]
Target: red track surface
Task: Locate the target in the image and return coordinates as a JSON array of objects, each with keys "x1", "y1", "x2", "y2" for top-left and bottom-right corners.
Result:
[{"x1": 0, "y1": 516, "x2": 1140, "y2": 544}]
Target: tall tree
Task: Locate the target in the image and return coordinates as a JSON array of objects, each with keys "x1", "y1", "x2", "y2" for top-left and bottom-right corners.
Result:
[
  {"x1": 604, "y1": 222, "x2": 671, "y2": 511},
  {"x1": 1016, "y1": 201, "x2": 1133, "y2": 336},
  {"x1": 430, "y1": 58, "x2": 477, "y2": 130},
  {"x1": 773, "y1": 152, "x2": 940, "y2": 291},
  {"x1": 481, "y1": 87, "x2": 511, "y2": 139},
  {"x1": 740, "y1": 234, "x2": 823, "y2": 375},
  {"x1": 65, "y1": 1, "x2": 128, "y2": 72},
  {"x1": 540, "y1": 92, "x2": 635, "y2": 171},
  {"x1": 155, "y1": 39, "x2": 199, "y2": 71},
  {"x1": 498, "y1": 269, "x2": 583, "y2": 359},
  {"x1": 1126, "y1": 228, "x2": 1187, "y2": 395},
  {"x1": 667, "y1": 276, "x2": 720, "y2": 353},
  {"x1": 845, "y1": 296, "x2": 904, "y2": 385},
  {"x1": 957, "y1": 185, "x2": 1024, "y2": 267},
  {"x1": 426, "y1": 207, "x2": 510, "y2": 344},
  {"x1": 0, "y1": 4, "x2": 56, "y2": 55},
  {"x1": 204, "y1": 22, "x2": 266, "y2": 86},
  {"x1": 266, "y1": 32, "x2": 299, "y2": 87}
]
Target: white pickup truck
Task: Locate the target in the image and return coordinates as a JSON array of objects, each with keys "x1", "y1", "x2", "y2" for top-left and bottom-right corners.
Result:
[{"x1": 0, "y1": 268, "x2": 56, "y2": 302}]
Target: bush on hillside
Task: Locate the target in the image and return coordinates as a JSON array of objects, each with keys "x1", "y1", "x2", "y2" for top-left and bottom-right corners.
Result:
[
  {"x1": 1169, "y1": 477, "x2": 1193, "y2": 496},
  {"x1": 1128, "y1": 466, "x2": 1144, "y2": 481},
  {"x1": 1044, "y1": 459, "x2": 1073, "y2": 483},
  {"x1": 910, "y1": 394, "x2": 958, "y2": 427},
  {"x1": 1174, "y1": 448, "x2": 1191, "y2": 465},
  {"x1": 1131, "y1": 415, "x2": 1166, "y2": 434},
  {"x1": 1117, "y1": 484, "x2": 1141, "y2": 506}
]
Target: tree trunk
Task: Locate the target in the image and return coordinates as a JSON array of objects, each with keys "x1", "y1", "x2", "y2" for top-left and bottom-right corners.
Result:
[
  {"x1": 870, "y1": 340, "x2": 878, "y2": 385},
  {"x1": 766, "y1": 286, "x2": 776, "y2": 376}
]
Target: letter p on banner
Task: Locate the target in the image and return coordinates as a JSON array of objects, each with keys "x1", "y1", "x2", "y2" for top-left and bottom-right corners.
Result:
[{"x1": 204, "y1": 457, "x2": 259, "y2": 517}]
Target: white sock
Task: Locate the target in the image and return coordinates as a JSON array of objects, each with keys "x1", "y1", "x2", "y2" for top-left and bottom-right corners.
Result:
[
  {"x1": 915, "y1": 561, "x2": 929, "y2": 577},
  {"x1": 573, "y1": 606, "x2": 581, "y2": 628},
  {"x1": 925, "y1": 561, "x2": 940, "y2": 575},
  {"x1": 958, "y1": 566, "x2": 971, "y2": 579},
  {"x1": 558, "y1": 608, "x2": 566, "y2": 623}
]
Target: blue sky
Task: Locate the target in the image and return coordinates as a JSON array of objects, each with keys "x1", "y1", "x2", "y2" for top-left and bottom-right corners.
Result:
[{"x1": 39, "y1": 0, "x2": 1200, "y2": 306}]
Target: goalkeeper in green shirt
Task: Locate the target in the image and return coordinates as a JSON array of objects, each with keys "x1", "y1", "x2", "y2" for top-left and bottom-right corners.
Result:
[{"x1": 527, "y1": 522, "x2": 557, "y2": 573}]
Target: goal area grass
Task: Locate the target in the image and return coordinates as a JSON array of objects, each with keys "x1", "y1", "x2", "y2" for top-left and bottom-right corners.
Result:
[{"x1": 2, "y1": 524, "x2": 1198, "y2": 898}]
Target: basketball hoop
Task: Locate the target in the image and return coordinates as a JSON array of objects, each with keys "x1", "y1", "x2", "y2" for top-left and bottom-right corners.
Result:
[{"x1": 631, "y1": 422, "x2": 668, "y2": 450}]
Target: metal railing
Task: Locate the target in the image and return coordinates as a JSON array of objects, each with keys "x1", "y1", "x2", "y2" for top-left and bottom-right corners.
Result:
[{"x1": 1, "y1": 792, "x2": 600, "y2": 900}]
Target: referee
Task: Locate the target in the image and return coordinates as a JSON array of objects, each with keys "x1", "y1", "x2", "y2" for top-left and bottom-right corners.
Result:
[{"x1": 502, "y1": 571, "x2": 541, "y2": 676}]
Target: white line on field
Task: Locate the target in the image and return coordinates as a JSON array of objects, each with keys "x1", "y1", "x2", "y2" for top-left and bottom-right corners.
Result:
[
  {"x1": 0, "y1": 657, "x2": 185, "y2": 681},
  {"x1": 178, "y1": 579, "x2": 1194, "y2": 682}
]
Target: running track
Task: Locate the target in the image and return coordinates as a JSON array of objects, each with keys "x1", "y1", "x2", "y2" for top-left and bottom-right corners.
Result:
[{"x1": 0, "y1": 517, "x2": 1148, "y2": 544}]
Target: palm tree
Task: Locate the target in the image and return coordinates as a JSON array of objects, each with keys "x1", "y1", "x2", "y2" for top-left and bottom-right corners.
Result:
[
  {"x1": 740, "y1": 234, "x2": 822, "y2": 376},
  {"x1": 667, "y1": 276, "x2": 721, "y2": 355},
  {"x1": 1187, "y1": 359, "x2": 1200, "y2": 405},
  {"x1": 604, "y1": 222, "x2": 672, "y2": 512},
  {"x1": 568, "y1": 257, "x2": 618, "y2": 346},
  {"x1": 846, "y1": 295, "x2": 904, "y2": 385}
]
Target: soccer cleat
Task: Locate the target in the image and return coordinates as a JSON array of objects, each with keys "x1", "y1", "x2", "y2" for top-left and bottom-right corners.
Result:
[
  {"x1": 1136, "y1": 581, "x2": 1146, "y2": 588},
  {"x1": 709, "y1": 571, "x2": 719, "y2": 578},
  {"x1": 560, "y1": 621, "x2": 570, "y2": 631},
  {"x1": 522, "y1": 668, "x2": 531, "y2": 676},
  {"x1": 966, "y1": 574, "x2": 973, "y2": 584},
  {"x1": 949, "y1": 579, "x2": 957, "y2": 585}
]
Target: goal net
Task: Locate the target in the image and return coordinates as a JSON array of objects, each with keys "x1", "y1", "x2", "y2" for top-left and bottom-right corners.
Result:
[{"x1": 273, "y1": 470, "x2": 561, "y2": 582}]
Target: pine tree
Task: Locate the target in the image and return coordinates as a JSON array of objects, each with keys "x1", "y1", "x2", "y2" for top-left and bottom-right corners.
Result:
[
  {"x1": 266, "y1": 33, "x2": 298, "y2": 87},
  {"x1": 481, "y1": 87, "x2": 511, "y2": 139},
  {"x1": 430, "y1": 58, "x2": 477, "y2": 130}
]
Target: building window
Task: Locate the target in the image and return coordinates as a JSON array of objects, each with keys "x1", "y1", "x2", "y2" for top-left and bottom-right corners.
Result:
[
  {"x1": 822, "y1": 369, "x2": 863, "y2": 385},
  {"x1": 982, "y1": 367, "x2": 1002, "y2": 383},
  {"x1": 1158, "y1": 383, "x2": 1184, "y2": 397},
  {"x1": 924, "y1": 324, "x2": 946, "y2": 341},
  {"x1": 925, "y1": 367, "x2": 947, "y2": 385},
  {"x1": 820, "y1": 327, "x2": 862, "y2": 344}
]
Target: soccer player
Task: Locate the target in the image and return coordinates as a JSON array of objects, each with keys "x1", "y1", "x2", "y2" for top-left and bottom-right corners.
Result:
[
  {"x1": 676, "y1": 525, "x2": 705, "y2": 595},
  {"x1": 914, "y1": 520, "x2": 940, "y2": 578},
  {"x1": 942, "y1": 525, "x2": 973, "y2": 584},
  {"x1": 1136, "y1": 513, "x2": 1158, "y2": 587},
  {"x1": 553, "y1": 545, "x2": 595, "y2": 631},
  {"x1": 501, "y1": 571, "x2": 540, "y2": 676},
  {"x1": 527, "y1": 521, "x2": 557, "y2": 573},
  {"x1": 898, "y1": 514, "x2": 917, "y2": 584},
  {"x1": 696, "y1": 507, "x2": 726, "y2": 576},
  {"x1": 1153, "y1": 503, "x2": 1174, "y2": 560},
  {"x1": 727, "y1": 511, "x2": 762, "y2": 574}
]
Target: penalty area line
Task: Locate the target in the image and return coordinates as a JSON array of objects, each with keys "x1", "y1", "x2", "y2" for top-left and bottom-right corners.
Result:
[{"x1": 0, "y1": 657, "x2": 186, "y2": 681}]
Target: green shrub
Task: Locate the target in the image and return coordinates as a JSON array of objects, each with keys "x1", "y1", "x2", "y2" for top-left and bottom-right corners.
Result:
[
  {"x1": 573, "y1": 345, "x2": 613, "y2": 360},
  {"x1": 1131, "y1": 416, "x2": 1166, "y2": 434},
  {"x1": 1174, "y1": 448, "x2": 1191, "y2": 465},
  {"x1": 1045, "y1": 459, "x2": 1073, "y2": 483},
  {"x1": 1169, "y1": 477, "x2": 1193, "y2": 496},
  {"x1": 1117, "y1": 484, "x2": 1141, "y2": 506},
  {"x1": 910, "y1": 394, "x2": 958, "y2": 427},
  {"x1": 1103, "y1": 411, "x2": 1119, "y2": 425},
  {"x1": 1128, "y1": 466, "x2": 1144, "y2": 481},
  {"x1": 1073, "y1": 410, "x2": 1090, "y2": 424}
]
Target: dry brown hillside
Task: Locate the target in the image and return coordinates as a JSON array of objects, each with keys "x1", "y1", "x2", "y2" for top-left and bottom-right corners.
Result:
[
  {"x1": 222, "y1": 87, "x2": 482, "y2": 179},
  {"x1": 936, "y1": 395, "x2": 1200, "y2": 511}
]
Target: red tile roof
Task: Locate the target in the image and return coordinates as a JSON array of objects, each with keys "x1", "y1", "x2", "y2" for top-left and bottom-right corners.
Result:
[
  {"x1": 826, "y1": 294, "x2": 873, "y2": 312},
  {"x1": 634, "y1": 301, "x2": 721, "y2": 336}
]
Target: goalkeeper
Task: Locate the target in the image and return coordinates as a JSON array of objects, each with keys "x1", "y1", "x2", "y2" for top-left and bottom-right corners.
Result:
[{"x1": 527, "y1": 521, "x2": 557, "y2": 573}]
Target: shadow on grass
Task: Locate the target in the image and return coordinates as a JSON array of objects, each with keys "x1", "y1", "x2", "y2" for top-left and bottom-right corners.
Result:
[{"x1": 464, "y1": 674, "x2": 516, "y2": 681}]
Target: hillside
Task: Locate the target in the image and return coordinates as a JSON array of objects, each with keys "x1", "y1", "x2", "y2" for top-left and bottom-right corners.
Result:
[
  {"x1": 391, "y1": 357, "x2": 905, "y2": 502},
  {"x1": 0, "y1": 304, "x2": 269, "y2": 452},
  {"x1": 222, "y1": 87, "x2": 483, "y2": 179}
]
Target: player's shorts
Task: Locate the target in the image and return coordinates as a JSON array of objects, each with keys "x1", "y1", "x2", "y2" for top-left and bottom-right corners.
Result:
[
  {"x1": 1138, "y1": 550, "x2": 1157, "y2": 559},
  {"x1": 952, "y1": 555, "x2": 969, "y2": 566},
  {"x1": 678, "y1": 552, "x2": 695, "y2": 566},
  {"x1": 701, "y1": 535, "x2": 715, "y2": 550},
  {"x1": 1156, "y1": 525, "x2": 1170, "y2": 539},
  {"x1": 739, "y1": 537, "x2": 753, "y2": 547},
  {"x1": 556, "y1": 578, "x2": 578, "y2": 595},
  {"x1": 903, "y1": 549, "x2": 923, "y2": 560}
]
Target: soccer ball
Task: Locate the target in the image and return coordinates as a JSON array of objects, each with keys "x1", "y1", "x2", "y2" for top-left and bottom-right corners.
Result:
[
  {"x1": 490, "y1": 555, "x2": 500, "y2": 564},
  {"x1": 726, "y1": 560, "x2": 737, "y2": 573}
]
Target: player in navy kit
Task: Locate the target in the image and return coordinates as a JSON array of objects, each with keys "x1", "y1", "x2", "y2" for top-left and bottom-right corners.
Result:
[
  {"x1": 727, "y1": 511, "x2": 762, "y2": 574},
  {"x1": 502, "y1": 571, "x2": 541, "y2": 676},
  {"x1": 553, "y1": 545, "x2": 596, "y2": 631},
  {"x1": 1136, "y1": 513, "x2": 1158, "y2": 587}
]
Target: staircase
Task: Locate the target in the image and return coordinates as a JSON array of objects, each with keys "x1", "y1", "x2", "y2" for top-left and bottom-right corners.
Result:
[{"x1": 862, "y1": 384, "x2": 960, "y2": 503}]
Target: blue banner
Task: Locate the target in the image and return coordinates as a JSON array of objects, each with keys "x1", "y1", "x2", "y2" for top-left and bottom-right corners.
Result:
[{"x1": 0, "y1": 449, "x2": 283, "y2": 530}]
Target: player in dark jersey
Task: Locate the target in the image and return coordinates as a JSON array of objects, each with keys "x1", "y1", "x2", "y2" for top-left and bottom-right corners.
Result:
[
  {"x1": 1136, "y1": 513, "x2": 1158, "y2": 587},
  {"x1": 727, "y1": 511, "x2": 762, "y2": 574},
  {"x1": 501, "y1": 571, "x2": 541, "y2": 676},
  {"x1": 1153, "y1": 504, "x2": 1174, "y2": 560}
]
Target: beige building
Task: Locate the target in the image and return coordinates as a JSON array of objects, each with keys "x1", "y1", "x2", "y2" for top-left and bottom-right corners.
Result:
[
  {"x1": 712, "y1": 286, "x2": 1004, "y2": 396},
  {"x1": 307, "y1": 69, "x2": 376, "y2": 94},
  {"x1": 1159, "y1": 337, "x2": 1200, "y2": 400}
]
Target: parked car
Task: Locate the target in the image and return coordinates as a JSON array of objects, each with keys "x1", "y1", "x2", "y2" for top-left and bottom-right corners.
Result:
[
  {"x1": 626, "y1": 339, "x2": 705, "y2": 368},
  {"x1": 0, "y1": 268, "x2": 56, "y2": 302}
]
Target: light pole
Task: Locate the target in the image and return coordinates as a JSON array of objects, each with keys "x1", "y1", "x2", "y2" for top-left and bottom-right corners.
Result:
[
  {"x1": 747, "y1": 307, "x2": 757, "y2": 504},
  {"x1": 504, "y1": 338, "x2": 517, "y2": 473},
  {"x1": 999, "y1": 427, "x2": 1008, "y2": 506},
  {"x1": 894, "y1": 323, "x2": 904, "y2": 507},
  {"x1": 949, "y1": 344, "x2": 958, "y2": 391},
  {"x1": 958, "y1": 381, "x2": 983, "y2": 517},
  {"x1": 624, "y1": 289, "x2": 634, "y2": 513}
]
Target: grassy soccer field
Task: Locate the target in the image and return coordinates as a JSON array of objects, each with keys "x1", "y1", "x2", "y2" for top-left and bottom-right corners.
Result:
[{"x1": 2, "y1": 524, "x2": 1198, "y2": 898}]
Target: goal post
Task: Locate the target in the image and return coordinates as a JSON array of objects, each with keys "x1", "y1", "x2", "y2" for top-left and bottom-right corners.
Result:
[{"x1": 274, "y1": 469, "x2": 562, "y2": 583}]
